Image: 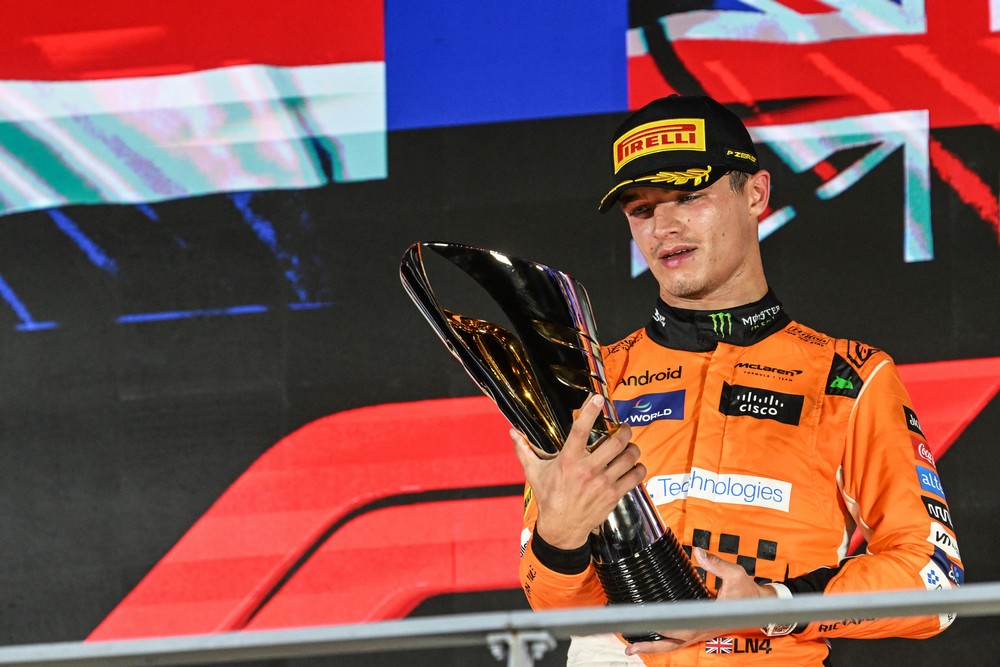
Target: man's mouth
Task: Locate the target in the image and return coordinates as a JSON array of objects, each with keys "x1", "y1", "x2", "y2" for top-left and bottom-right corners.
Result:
[{"x1": 660, "y1": 247, "x2": 695, "y2": 260}]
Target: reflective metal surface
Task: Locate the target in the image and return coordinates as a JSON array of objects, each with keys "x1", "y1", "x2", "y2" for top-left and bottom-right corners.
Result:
[
  {"x1": 400, "y1": 242, "x2": 710, "y2": 638},
  {"x1": 399, "y1": 242, "x2": 617, "y2": 455}
]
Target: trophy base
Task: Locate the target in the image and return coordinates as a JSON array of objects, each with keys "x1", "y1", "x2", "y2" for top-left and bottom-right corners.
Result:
[{"x1": 593, "y1": 530, "x2": 711, "y2": 644}]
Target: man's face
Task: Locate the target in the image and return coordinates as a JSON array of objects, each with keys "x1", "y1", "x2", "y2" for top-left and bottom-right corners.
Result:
[{"x1": 621, "y1": 171, "x2": 770, "y2": 308}]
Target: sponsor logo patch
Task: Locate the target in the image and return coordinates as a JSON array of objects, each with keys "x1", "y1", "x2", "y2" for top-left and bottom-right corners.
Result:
[
  {"x1": 725, "y1": 149, "x2": 758, "y2": 164},
  {"x1": 917, "y1": 465, "x2": 947, "y2": 500},
  {"x1": 922, "y1": 495, "x2": 954, "y2": 530},
  {"x1": 646, "y1": 468, "x2": 792, "y2": 512},
  {"x1": 605, "y1": 331, "x2": 641, "y2": 355},
  {"x1": 932, "y1": 546, "x2": 965, "y2": 586},
  {"x1": 741, "y1": 305, "x2": 781, "y2": 331},
  {"x1": 719, "y1": 383, "x2": 804, "y2": 426},
  {"x1": 622, "y1": 366, "x2": 682, "y2": 386},
  {"x1": 846, "y1": 340, "x2": 879, "y2": 368},
  {"x1": 522, "y1": 563, "x2": 536, "y2": 602},
  {"x1": 927, "y1": 522, "x2": 961, "y2": 561},
  {"x1": 913, "y1": 437, "x2": 936, "y2": 467},
  {"x1": 922, "y1": 562, "x2": 944, "y2": 588},
  {"x1": 734, "y1": 361, "x2": 802, "y2": 381},
  {"x1": 829, "y1": 376, "x2": 853, "y2": 390},
  {"x1": 614, "y1": 390, "x2": 685, "y2": 426},
  {"x1": 785, "y1": 325, "x2": 828, "y2": 346},
  {"x1": 826, "y1": 353, "x2": 863, "y2": 399},
  {"x1": 614, "y1": 118, "x2": 706, "y2": 172},
  {"x1": 705, "y1": 637, "x2": 734, "y2": 654},
  {"x1": 817, "y1": 617, "x2": 875, "y2": 633},
  {"x1": 904, "y1": 405, "x2": 925, "y2": 438},
  {"x1": 919, "y1": 559, "x2": 957, "y2": 628},
  {"x1": 709, "y1": 311, "x2": 733, "y2": 336},
  {"x1": 704, "y1": 636, "x2": 775, "y2": 655}
]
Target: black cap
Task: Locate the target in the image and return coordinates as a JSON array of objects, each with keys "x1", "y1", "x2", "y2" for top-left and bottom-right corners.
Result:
[{"x1": 598, "y1": 95, "x2": 760, "y2": 212}]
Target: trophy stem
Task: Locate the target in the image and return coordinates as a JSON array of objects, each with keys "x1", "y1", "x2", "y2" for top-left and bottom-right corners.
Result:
[
  {"x1": 590, "y1": 487, "x2": 712, "y2": 643},
  {"x1": 594, "y1": 529, "x2": 712, "y2": 642}
]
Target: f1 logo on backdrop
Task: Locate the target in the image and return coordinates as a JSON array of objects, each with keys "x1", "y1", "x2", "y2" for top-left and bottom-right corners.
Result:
[{"x1": 88, "y1": 365, "x2": 999, "y2": 640}]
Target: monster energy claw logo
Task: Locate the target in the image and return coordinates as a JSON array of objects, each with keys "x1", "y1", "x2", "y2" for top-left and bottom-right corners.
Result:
[{"x1": 709, "y1": 312, "x2": 733, "y2": 336}]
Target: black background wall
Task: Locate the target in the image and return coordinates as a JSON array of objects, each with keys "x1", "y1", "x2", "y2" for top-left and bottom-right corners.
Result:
[{"x1": 0, "y1": 108, "x2": 996, "y2": 666}]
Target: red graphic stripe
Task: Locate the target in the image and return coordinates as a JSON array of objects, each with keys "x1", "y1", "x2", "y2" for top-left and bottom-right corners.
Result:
[
  {"x1": 776, "y1": 0, "x2": 836, "y2": 14},
  {"x1": 848, "y1": 357, "x2": 1000, "y2": 554},
  {"x1": 929, "y1": 137, "x2": 1000, "y2": 239},
  {"x1": 895, "y1": 44, "x2": 998, "y2": 126},
  {"x1": 88, "y1": 397, "x2": 522, "y2": 640},
  {"x1": 701, "y1": 58, "x2": 839, "y2": 183},
  {"x1": 0, "y1": 0, "x2": 383, "y2": 81},
  {"x1": 806, "y1": 51, "x2": 893, "y2": 112},
  {"x1": 243, "y1": 497, "x2": 522, "y2": 629},
  {"x1": 898, "y1": 357, "x2": 1000, "y2": 462}
]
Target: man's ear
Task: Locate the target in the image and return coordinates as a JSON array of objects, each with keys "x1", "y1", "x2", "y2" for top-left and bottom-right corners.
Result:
[{"x1": 747, "y1": 170, "x2": 771, "y2": 217}]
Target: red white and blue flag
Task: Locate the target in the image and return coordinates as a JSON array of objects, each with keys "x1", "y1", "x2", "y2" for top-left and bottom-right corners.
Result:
[
  {"x1": 0, "y1": 1, "x2": 385, "y2": 216},
  {"x1": 705, "y1": 636, "x2": 735, "y2": 654}
]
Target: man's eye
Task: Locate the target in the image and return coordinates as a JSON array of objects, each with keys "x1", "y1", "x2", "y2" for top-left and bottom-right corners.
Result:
[
  {"x1": 678, "y1": 194, "x2": 700, "y2": 203},
  {"x1": 627, "y1": 205, "x2": 650, "y2": 216}
]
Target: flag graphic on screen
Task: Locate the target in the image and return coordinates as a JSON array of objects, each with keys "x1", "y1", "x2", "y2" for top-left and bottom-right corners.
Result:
[{"x1": 0, "y1": 1, "x2": 385, "y2": 216}]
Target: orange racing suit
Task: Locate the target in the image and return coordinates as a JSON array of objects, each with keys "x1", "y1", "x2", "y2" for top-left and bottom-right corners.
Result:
[{"x1": 518, "y1": 290, "x2": 963, "y2": 666}]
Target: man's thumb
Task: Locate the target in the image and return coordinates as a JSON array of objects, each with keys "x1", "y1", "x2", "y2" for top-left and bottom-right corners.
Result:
[
  {"x1": 511, "y1": 429, "x2": 530, "y2": 458},
  {"x1": 511, "y1": 429, "x2": 541, "y2": 478},
  {"x1": 694, "y1": 547, "x2": 725, "y2": 575},
  {"x1": 511, "y1": 428, "x2": 558, "y2": 462}
]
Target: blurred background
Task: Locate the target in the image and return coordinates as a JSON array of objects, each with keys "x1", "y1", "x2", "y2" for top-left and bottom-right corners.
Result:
[{"x1": 0, "y1": 1, "x2": 996, "y2": 665}]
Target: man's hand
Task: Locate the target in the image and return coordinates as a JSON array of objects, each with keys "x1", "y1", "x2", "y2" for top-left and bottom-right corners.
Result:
[
  {"x1": 624, "y1": 547, "x2": 778, "y2": 656},
  {"x1": 512, "y1": 394, "x2": 646, "y2": 550}
]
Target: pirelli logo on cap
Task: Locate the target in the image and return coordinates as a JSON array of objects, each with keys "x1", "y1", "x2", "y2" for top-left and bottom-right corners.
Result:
[{"x1": 614, "y1": 118, "x2": 706, "y2": 172}]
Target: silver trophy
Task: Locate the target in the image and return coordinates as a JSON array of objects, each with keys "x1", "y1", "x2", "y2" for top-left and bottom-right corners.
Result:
[{"x1": 400, "y1": 242, "x2": 709, "y2": 641}]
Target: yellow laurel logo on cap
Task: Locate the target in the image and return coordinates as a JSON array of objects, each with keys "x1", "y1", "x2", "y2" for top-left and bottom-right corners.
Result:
[
  {"x1": 613, "y1": 118, "x2": 706, "y2": 173},
  {"x1": 598, "y1": 166, "x2": 714, "y2": 211},
  {"x1": 644, "y1": 166, "x2": 713, "y2": 187}
]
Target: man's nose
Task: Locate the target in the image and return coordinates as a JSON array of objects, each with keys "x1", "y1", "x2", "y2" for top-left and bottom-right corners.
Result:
[{"x1": 650, "y1": 205, "x2": 682, "y2": 236}]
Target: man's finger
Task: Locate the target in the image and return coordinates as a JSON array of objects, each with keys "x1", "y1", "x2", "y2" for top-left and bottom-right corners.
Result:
[
  {"x1": 695, "y1": 547, "x2": 772, "y2": 601},
  {"x1": 694, "y1": 546, "x2": 735, "y2": 577},
  {"x1": 603, "y1": 440, "x2": 642, "y2": 480},
  {"x1": 616, "y1": 462, "x2": 647, "y2": 497},
  {"x1": 624, "y1": 636, "x2": 687, "y2": 656},
  {"x1": 586, "y1": 423, "x2": 634, "y2": 468},
  {"x1": 563, "y1": 394, "x2": 606, "y2": 459},
  {"x1": 510, "y1": 429, "x2": 541, "y2": 481}
]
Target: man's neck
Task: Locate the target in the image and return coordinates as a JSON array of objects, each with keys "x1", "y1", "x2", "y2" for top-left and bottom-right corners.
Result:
[
  {"x1": 659, "y1": 283, "x2": 769, "y2": 312},
  {"x1": 658, "y1": 265, "x2": 769, "y2": 311},
  {"x1": 645, "y1": 288, "x2": 790, "y2": 351}
]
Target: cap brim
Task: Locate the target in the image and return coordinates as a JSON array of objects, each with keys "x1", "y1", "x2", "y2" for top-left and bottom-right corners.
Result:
[{"x1": 598, "y1": 164, "x2": 727, "y2": 212}]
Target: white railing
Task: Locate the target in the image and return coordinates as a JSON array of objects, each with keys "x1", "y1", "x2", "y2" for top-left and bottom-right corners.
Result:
[{"x1": 0, "y1": 582, "x2": 998, "y2": 667}]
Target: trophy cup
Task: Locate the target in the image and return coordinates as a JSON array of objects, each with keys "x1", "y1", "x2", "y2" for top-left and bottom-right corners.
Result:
[{"x1": 399, "y1": 242, "x2": 710, "y2": 642}]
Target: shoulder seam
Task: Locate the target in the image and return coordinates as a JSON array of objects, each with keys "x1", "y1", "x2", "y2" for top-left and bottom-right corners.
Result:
[{"x1": 848, "y1": 358, "x2": 891, "y2": 426}]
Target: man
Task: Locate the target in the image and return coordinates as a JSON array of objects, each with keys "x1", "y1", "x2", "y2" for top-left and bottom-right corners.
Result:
[{"x1": 513, "y1": 95, "x2": 963, "y2": 665}]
